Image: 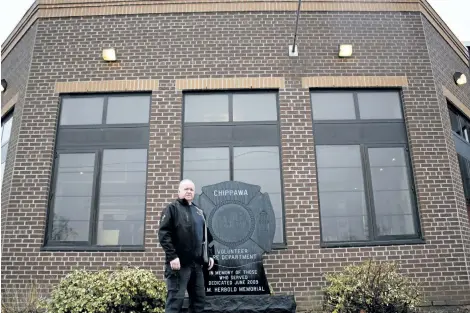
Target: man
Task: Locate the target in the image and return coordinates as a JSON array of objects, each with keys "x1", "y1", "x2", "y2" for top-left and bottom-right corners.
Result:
[{"x1": 159, "y1": 179, "x2": 214, "y2": 313}]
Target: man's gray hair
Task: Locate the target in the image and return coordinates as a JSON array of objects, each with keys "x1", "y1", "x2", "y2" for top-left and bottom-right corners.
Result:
[{"x1": 179, "y1": 179, "x2": 195, "y2": 191}]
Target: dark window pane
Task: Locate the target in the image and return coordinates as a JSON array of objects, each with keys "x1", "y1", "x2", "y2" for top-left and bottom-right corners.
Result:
[
  {"x1": 50, "y1": 153, "x2": 95, "y2": 242},
  {"x1": 60, "y1": 97, "x2": 104, "y2": 125},
  {"x1": 318, "y1": 168, "x2": 364, "y2": 192},
  {"x1": 319, "y1": 191, "x2": 368, "y2": 241},
  {"x1": 449, "y1": 104, "x2": 470, "y2": 142},
  {"x1": 53, "y1": 196, "x2": 95, "y2": 221},
  {"x1": 51, "y1": 220, "x2": 89, "y2": 241},
  {"x1": 1, "y1": 115, "x2": 13, "y2": 145},
  {"x1": 373, "y1": 191, "x2": 415, "y2": 235},
  {"x1": 316, "y1": 145, "x2": 369, "y2": 242},
  {"x1": 1, "y1": 115, "x2": 13, "y2": 185},
  {"x1": 321, "y1": 216, "x2": 368, "y2": 242},
  {"x1": 448, "y1": 108, "x2": 460, "y2": 134},
  {"x1": 233, "y1": 171, "x2": 282, "y2": 242},
  {"x1": 97, "y1": 214, "x2": 144, "y2": 246},
  {"x1": 98, "y1": 195, "x2": 146, "y2": 246},
  {"x1": 461, "y1": 118, "x2": 470, "y2": 143},
  {"x1": 233, "y1": 146, "x2": 280, "y2": 170},
  {"x1": 319, "y1": 191, "x2": 367, "y2": 218},
  {"x1": 183, "y1": 148, "x2": 230, "y2": 193},
  {"x1": 233, "y1": 146, "x2": 283, "y2": 243},
  {"x1": 234, "y1": 169, "x2": 281, "y2": 193},
  {"x1": 368, "y1": 147, "x2": 415, "y2": 236},
  {"x1": 458, "y1": 155, "x2": 470, "y2": 202},
  {"x1": 190, "y1": 171, "x2": 230, "y2": 195},
  {"x1": 233, "y1": 93, "x2": 277, "y2": 121},
  {"x1": 274, "y1": 218, "x2": 284, "y2": 244},
  {"x1": 370, "y1": 167, "x2": 409, "y2": 191},
  {"x1": 184, "y1": 94, "x2": 229, "y2": 122},
  {"x1": 54, "y1": 162, "x2": 95, "y2": 197},
  {"x1": 97, "y1": 149, "x2": 147, "y2": 246},
  {"x1": 184, "y1": 147, "x2": 229, "y2": 171},
  {"x1": 311, "y1": 92, "x2": 355, "y2": 120},
  {"x1": 376, "y1": 214, "x2": 415, "y2": 237},
  {"x1": 316, "y1": 146, "x2": 364, "y2": 192},
  {"x1": 316, "y1": 145, "x2": 362, "y2": 168},
  {"x1": 54, "y1": 154, "x2": 95, "y2": 197},
  {"x1": 1, "y1": 163, "x2": 4, "y2": 183},
  {"x1": 368, "y1": 147, "x2": 406, "y2": 167},
  {"x1": 106, "y1": 95, "x2": 150, "y2": 124},
  {"x1": 100, "y1": 171, "x2": 146, "y2": 196},
  {"x1": 448, "y1": 104, "x2": 470, "y2": 142},
  {"x1": 1, "y1": 143, "x2": 8, "y2": 163},
  {"x1": 357, "y1": 92, "x2": 402, "y2": 119},
  {"x1": 464, "y1": 128, "x2": 470, "y2": 142}
]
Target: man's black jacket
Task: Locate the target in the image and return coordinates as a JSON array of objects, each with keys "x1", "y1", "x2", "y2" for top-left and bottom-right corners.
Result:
[{"x1": 158, "y1": 198, "x2": 214, "y2": 266}]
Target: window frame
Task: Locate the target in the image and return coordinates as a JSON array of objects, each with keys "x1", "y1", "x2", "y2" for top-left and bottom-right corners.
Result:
[
  {"x1": 449, "y1": 103, "x2": 470, "y2": 144},
  {"x1": 457, "y1": 154, "x2": 470, "y2": 204},
  {"x1": 448, "y1": 101, "x2": 470, "y2": 210},
  {"x1": 362, "y1": 143, "x2": 420, "y2": 241},
  {"x1": 43, "y1": 93, "x2": 151, "y2": 251},
  {"x1": 1, "y1": 109, "x2": 14, "y2": 187},
  {"x1": 47, "y1": 149, "x2": 99, "y2": 247},
  {"x1": 181, "y1": 90, "x2": 287, "y2": 248},
  {"x1": 311, "y1": 88, "x2": 423, "y2": 248}
]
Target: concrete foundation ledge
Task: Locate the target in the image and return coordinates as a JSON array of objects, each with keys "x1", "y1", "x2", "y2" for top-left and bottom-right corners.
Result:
[
  {"x1": 182, "y1": 295, "x2": 296, "y2": 313},
  {"x1": 417, "y1": 306, "x2": 470, "y2": 313},
  {"x1": 206, "y1": 295, "x2": 296, "y2": 313}
]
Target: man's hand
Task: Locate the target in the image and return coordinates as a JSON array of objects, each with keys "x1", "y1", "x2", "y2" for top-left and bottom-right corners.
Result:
[
  {"x1": 208, "y1": 257, "x2": 214, "y2": 270},
  {"x1": 170, "y1": 257, "x2": 181, "y2": 270}
]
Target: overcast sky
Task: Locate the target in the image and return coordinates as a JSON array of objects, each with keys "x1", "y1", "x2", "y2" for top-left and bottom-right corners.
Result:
[{"x1": 0, "y1": 0, "x2": 469, "y2": 47}]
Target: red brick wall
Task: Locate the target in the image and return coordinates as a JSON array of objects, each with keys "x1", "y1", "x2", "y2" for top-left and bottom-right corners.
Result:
[
  {"x1": 1, "y1": 22, "x2": 37, "y2": 247},
  {"x1": 1, "y1": 11, "x2": 470, "y2": 309},
  {"x1": 422, "y1": 16, "x2": 470, "y2": 297}
]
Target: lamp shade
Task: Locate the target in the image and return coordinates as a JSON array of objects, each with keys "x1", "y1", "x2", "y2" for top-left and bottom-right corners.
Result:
[
  {"x1": 102, "y1": 48, "x2": 117, "y2": 62},
  {"x1": 454, "y1": 72, "x2": 467, "y2": 86},
  {"x1": 339, "y1": 44, "x2": 353, "y2": 57},
  {"x1": 1, "y1": 79, "x2": 7, "y2": 92}
]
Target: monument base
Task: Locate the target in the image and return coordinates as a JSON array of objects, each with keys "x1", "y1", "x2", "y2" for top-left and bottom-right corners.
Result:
[{"x1": 183, "y1": 295, "x2": 296, "y2": 313}]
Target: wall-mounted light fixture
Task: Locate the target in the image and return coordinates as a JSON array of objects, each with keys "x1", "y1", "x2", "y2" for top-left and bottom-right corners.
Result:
[
  {"x1": 338, "y1": 44, "x2": 353, "y2": 58},
  {"x1": 102, "y1": 48, "x2": 117, "y2": 62},
  {"x1": 454, "y1": 72, "x2": 467, "y2": 86},
  {"x1": 288, "y1": 45, "x2": 299, "y2": 57},
  {"x1": 288, "y1": 0, "x2": 302, "y2": 58},
  {"x1": 1, "y1": 79, "x2": 7, "y2": 92}
]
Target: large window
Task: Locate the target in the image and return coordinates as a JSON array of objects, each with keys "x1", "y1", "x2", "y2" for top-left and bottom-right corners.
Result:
[
  {"x1": 1, "y1": 111, "x2": 14, "y2": 186},
  {"x1": 448, "y1": 103, "x2": 470, "y2": 222},
  {"x1": 182, "y1": 91, "x2": 285, "y2": 244},
  {"x1": 311, "y1": 90, "x2": 421, "y2": 246},
  {"x1": 46, "y1": 94, "x2": 150, "y2": 249}
]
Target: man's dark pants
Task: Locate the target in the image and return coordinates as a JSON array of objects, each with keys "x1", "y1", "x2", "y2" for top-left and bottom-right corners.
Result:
[{"x1": 165, "y1": 263, "x2": 205, "y2": 313}]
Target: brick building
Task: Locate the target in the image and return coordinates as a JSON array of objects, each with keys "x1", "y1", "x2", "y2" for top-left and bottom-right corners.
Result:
[{"x1": 1, "y1": 0, "x2": 469, "y2": 309}]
